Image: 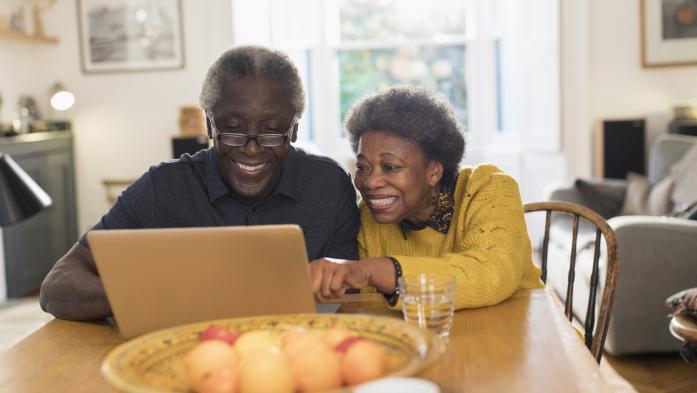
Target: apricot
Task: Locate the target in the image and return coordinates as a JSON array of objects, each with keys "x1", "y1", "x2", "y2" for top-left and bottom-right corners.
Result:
[
  {"x1": 200, "y1": 325, "x2": 240, "y2": 346},
  {"x1": 287, "y1": 345, "x2": 342, "y2": 392},
  {"x1": 198, "y1": 367, "x2": 240, "y2": 393},
  {"x1": 239, "y1": 347, "x2": 295, "y2": 393},
  {"x1": 234, "y1": 331, "x2": 279, "y2": 359},
  {"x1": 340, "y1": 340, "x2": 388, "y2": 386},
  {"x1": 184, "y1": 340, "x2": 239, "y2": 391}
]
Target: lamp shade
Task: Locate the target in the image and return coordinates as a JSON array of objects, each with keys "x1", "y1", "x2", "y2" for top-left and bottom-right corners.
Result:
[
  {"x1": 49, "y1": 82, "x2": 75, "y2": 111},
  {"x1": 0, "y1": 153, "x2": 52, "y2": 226}
]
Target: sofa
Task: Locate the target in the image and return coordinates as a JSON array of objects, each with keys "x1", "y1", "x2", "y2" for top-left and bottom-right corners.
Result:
[{"x1": 546, "y1": 133, "x2": 697, "y2": 355}]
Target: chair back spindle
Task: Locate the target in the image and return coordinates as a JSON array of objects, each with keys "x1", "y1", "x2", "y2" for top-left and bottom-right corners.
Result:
[{"x1": 525, "y1": 201, "x2": 619, "y2": 362}]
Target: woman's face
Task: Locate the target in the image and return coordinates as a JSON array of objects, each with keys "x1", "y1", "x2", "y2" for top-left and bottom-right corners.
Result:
[{"x1": 354, "y1": 131, "x2": 443, "y2": 224}]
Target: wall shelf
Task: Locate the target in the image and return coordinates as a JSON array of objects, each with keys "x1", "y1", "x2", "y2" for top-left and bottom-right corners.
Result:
[{"x1": 0, "y1": 30, "x2": 58, "y2": 44}]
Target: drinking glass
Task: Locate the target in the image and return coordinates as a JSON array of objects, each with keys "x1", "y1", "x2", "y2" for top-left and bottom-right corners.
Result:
[{"x1": 398, "y1": 273, "x2": 456, "y2": 339}]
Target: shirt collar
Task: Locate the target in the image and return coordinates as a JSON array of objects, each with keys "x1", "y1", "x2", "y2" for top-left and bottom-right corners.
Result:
[
  {"x1": 274, "y1": 146, "x2": 300, "y2": 201},
  {"x1": 399, "y1": 173, "x2": 458, "y2": 238},
  {"x1": 204, "y1": 146, "x2": 300, "y2": 203},
  {"x1": 205, "y1": 148, "x2": 230, "y2": 202}
]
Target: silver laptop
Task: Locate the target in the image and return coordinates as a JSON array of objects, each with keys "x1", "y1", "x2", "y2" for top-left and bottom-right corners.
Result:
[{"x1": 88, "y1": 224, "x2": 332, "y2": 339}]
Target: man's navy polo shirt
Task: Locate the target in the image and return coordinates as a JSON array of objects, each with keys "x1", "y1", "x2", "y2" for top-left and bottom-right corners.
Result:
[{"x1": 79, "y1": 147, "x2": 359, "y2": 260}]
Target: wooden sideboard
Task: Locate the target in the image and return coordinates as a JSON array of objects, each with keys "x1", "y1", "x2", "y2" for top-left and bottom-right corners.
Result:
[{"x1": 0, "y1": 131, "x2": 77, "y2": 297}]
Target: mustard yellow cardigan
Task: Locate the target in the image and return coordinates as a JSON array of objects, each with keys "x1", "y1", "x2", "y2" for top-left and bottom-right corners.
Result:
[{"x1": 358, "y1": 164, "x2": 543, "y2": 310}]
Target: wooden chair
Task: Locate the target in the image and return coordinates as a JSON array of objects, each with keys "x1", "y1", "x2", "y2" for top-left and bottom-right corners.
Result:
[{"x1": 525, "y1": 201, "x2": 619, "y2": 362}]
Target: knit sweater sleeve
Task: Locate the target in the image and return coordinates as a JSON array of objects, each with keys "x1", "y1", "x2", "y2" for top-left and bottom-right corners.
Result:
[{"x1": 393, "y1": 165, "x2": 542, "y2": 310}]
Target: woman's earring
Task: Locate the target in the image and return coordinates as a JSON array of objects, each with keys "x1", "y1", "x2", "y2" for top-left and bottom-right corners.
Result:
[{"x1": 431, "y1": 186, "x2": 437, "y2": 206}]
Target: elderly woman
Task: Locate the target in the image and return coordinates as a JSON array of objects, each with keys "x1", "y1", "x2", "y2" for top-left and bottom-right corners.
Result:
[{"x1": 310, "y1": 86, "x2": 542, "y2": 309}]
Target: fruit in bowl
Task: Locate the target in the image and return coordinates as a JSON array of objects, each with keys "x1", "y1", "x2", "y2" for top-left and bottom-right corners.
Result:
[{"x1": 183, "y1": 325, "x2": 389, "y2": 393}]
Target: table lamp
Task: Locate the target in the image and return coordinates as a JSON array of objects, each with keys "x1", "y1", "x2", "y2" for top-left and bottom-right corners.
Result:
[{"x1": 0, "y1": 153, "x2": 52, "y2": 226}]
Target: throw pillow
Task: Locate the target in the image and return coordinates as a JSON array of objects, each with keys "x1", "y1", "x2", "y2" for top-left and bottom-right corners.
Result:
[
  {"x1": 620, "y1": 172, "x2": 675, "y2": 216},
  {"x1": 670, "y1": 141, "x2": 697, "y2": 210},
  {"x1": 573, "y1": 179, "x2": 625, "y2": 218},
  {"x1": 669, "y1": 201, "x2": 697, "y2": 220}
]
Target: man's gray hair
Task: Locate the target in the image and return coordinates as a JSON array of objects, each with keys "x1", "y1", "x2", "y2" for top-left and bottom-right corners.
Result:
[{"x1": 199, "y1": 45, "x2": 305, "y2": 114}]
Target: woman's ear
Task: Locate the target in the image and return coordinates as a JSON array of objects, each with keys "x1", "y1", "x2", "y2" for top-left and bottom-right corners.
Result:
[{"x1": 427, "y1": 161, "x2": 444, "y2": 186}]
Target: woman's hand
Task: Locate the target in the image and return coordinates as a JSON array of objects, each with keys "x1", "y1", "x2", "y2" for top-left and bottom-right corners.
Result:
[
  {"x1": 308, "y1": 257, "x2": 396, "y2": 303},
  {"x1": 308, "y1": 258, "x2": 369, "y2": 303}
]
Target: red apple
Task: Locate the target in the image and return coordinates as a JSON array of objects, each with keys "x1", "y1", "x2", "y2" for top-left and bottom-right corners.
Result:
[{"x1": 200, "y1": 325, "x2": 240, "y2": 346}]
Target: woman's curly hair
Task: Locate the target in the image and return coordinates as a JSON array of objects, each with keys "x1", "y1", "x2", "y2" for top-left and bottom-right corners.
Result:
[{"x1": 345, "y1": 86, "x2": 465, "y2": 182}]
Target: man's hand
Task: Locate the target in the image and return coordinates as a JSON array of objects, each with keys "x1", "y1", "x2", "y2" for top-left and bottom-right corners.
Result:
[{"x1": 308, "y1": 258, "x2": 369, "y2": 303}]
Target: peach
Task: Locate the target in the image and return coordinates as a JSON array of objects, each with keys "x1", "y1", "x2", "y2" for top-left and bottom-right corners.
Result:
[
  {"x1": 198, "y1": 367, "x2": 240, "y2": 393},
  {"x1": 324, "y1": 327, "x2": 357, "y2": 349},
  {"x1": 239, "y1": 347, "x2": 295, "y2": 393},
  {"x1": 184, "y1": 340, "x2": 239, "y2": 391},
  {"x1": 286, "y1": 345, "x2": 342, "y2": 392},
  {"x1": 282, "y1": 330, "x2": 326, "y2": 360},
  {"x1": 200, "y1": 325, "x2": 240, "y2": 346},
  {"x1": 234, "y1": 331, "x2": 279, "y2": 359},
  {"x1": 340, "y1": 340, "x2": 387, "y2": 386}
]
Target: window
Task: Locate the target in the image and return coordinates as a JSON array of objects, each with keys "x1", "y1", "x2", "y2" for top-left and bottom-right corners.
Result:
[
  {"x1": 335, "y1": 0, "x2": 468, "y2": 134},
  {"x1": 232, "y1": 0, "x2": 559, "y2": 166}
]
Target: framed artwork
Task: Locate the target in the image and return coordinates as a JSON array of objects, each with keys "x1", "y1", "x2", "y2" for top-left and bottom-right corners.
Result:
[
  {"x1": 77, "y1": 0, "x2": 185, "y2": 74},
  {"x1": 641, "y1": 0, "x2": 697, "y2": 67}
]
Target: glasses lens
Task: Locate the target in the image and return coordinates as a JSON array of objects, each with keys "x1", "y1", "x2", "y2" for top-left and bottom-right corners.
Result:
[
  {"x1": 257, "y1": 134, "x2": 286, "y2": 147},
  {"x1": 219, "y1": 134, "x2": 248, "y2": 147}
]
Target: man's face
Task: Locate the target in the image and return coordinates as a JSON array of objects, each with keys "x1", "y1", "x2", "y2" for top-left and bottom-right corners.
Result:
[{"x1": 208, "y1": 77, "x2": 297, "y2": 202}]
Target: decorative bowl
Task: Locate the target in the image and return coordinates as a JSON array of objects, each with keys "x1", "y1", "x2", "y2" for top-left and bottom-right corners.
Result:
[{"x1": 101, "y1": 313, "x2": 446, "y2": 393}]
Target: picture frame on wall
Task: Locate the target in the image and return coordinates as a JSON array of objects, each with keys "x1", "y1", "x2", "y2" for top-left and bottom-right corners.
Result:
[
  {"x1": 641, "y1": 0, "x2": 697, "y2": 67},
  {"x1": 77, "y1": 0, "x2": 185, "y2": 74}
]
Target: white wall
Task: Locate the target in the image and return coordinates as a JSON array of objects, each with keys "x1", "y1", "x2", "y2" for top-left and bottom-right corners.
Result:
[
  {"x1": 1, "y1": 0, "x2": 234, "y2": 234},
  {"x1": 4, "y1": 0, "x2": 697, "y2": 235},
  {"x1": 562, "y1": 0, "x2": 697, "y2": 179}
]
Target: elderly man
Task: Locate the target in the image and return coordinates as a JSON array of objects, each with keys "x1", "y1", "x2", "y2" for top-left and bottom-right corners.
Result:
[{"x1": 40, "y1": 46, "x2": 359, "y2": 320}]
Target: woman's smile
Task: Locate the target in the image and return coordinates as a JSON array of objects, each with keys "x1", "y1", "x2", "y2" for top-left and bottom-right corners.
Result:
[{"x1": 365, "y1": 195, "x2": 398, "y2": 210}]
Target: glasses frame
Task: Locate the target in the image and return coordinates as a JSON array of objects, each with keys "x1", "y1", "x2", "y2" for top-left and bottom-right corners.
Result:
[{"x1": 210, "y1": 113, "x2": 299, "y2": 148}]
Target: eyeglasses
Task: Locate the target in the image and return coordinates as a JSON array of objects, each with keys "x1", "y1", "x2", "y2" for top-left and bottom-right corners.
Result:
[{"x1": 211, "y1": 113, "x2": 298, "y2": 148}]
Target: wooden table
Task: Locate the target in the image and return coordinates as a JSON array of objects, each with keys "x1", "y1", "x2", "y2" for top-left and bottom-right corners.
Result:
[{"x1": 0, "y1": 289, "x2": 610, "y2": 392}]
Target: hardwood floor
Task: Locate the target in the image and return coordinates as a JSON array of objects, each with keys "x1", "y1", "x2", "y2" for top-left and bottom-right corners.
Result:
[{"x1": 605, "y1": 352, "x2": 697, "y2": 393}]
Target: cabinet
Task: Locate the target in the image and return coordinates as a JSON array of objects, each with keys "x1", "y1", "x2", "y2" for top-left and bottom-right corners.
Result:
[{"x1": 0, "y1": 132, "x2": 77, "y2": 298}]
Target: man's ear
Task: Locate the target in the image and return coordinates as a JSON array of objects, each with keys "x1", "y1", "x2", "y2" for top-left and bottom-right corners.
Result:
[
  {"x1": 427, "y1": 160, "x2": 445, "y2": 187},
  {"x1": 205, "y1": 114, "x2": 213, "y2": 139},
  {"x1": 290, "y1": 123, "x2": 299, "y2": 143}
]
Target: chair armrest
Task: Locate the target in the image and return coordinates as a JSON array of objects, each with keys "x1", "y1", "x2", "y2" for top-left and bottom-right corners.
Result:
[{"x1": 604, "y1": 216, "x2": 697, "y2": 354}]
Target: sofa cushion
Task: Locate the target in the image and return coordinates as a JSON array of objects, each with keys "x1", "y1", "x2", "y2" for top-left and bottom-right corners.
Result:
[
  {"x1": 620, "y1": 173, "x2": 674, "y2": 216},
  {"x1": 573, "y1": 179, "x2": 625, "y2": 218},
  {"x1": 670, "y1": 142, "x2": 697, "y2": 210}
]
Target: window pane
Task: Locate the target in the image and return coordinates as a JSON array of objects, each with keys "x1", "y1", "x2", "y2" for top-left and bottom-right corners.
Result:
[
  {"x1": 494, "y1": 38, "x2": 522, "y2": 133},
  {"x1": 339, "y1": 0, "x2": 466, "y2": 41},
  {"x1": 285, "y1": 49, "x2": 314, "y2": 142},
  {"x1": 338, "y1": 45, "x2": 467, "y2": 130}
]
